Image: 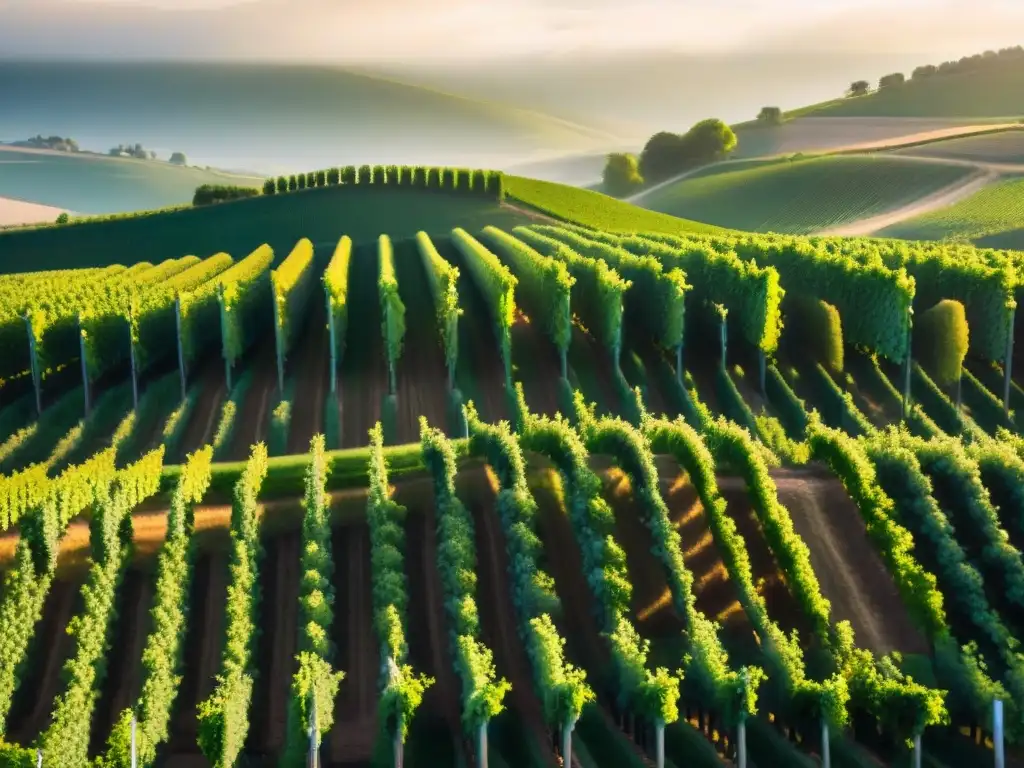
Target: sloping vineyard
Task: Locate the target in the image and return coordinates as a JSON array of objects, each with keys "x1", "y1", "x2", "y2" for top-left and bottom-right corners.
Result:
[{"x1": 3, "y1": 190, "x2": 1024, "y2": 768}]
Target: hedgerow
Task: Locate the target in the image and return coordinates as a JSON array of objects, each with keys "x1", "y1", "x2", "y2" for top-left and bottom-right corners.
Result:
[
  {"x1": 197, "y1": 443, "x2": 269, "y2": 767},
  {"x1": 420, "y1": 418, "x2": 510, "y2": 739},
  {"x1": 37, "y1": 448, "x2": 165, "y2": 767},
  {"x1": 366, "y1": 424, "x2": 434, "y2": 753},
  {"x1": 100, "y1": 447, "x2": 214, "y2": 766},
  {"x1": 378, "y1": 235, "x2": 407, "y2": 395},
  {"x1": 416, "y1": 232, "x2": 462, "y2": 387},
  {"x1": 464, "y1": 404, "x2": 595, "y2": 739},
  {"x1": 281, "y1": 435, "x2": 345, "y2": 766}
]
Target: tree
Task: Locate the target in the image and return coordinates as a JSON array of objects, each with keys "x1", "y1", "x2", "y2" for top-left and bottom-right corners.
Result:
[
  {"x1": 639, "y1": 119, "x2": 737, "y2": 184},
  {"x1": 848, "y1": 80, "x2": 871, "y2": 97},
  {"x1": 912, "y1": 64, "x2": 938, "y2": 80},
  {"x1": 757, "y1": 106, "x2": 783, "y2": 125},
  {"x1": 169, "y1": 152, "x2": 187, "y2": 165},
  {"x1": 56, "y1": 212, "x2": 69, "y2": 225},
  {"x1": 602, "y1": 153, "x2": 644, "y2": 197},
  {"x1": 878, "y1": 72, "x2": 906, "y2": 89},
  {"x1": 263, "y1": 178, "x2": 276, "y2": 195}
]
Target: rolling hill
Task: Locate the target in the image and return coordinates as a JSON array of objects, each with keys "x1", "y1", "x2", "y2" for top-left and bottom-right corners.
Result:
[
  {"x1": 879, "y1": 176, "x2": 1024, "y2": 247},
  {"x1": 635, "y1": 154, "x2": 974, "y2": 234},
  {"x1": 0, "y1": 147, "x2": 264, "y2": 217},
  {"x1": 891, "y1": 128, "x2": 1024, "y2": 164},
  {"x1": 796, "y1": 58, "x2": 1024, "y2": 118}
]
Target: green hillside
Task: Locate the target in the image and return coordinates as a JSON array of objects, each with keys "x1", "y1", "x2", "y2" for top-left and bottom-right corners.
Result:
[
  {"x1": 0, "y1": 173, "x2": 723, "y2": 272},
  {"x1": 891, "y1": 128, "x2": 1024, "y2": 164},
  {"x1": 0, "y1": 148, "x2": 263, "y2": 216},
  {"x1": 880, "y1": 176, "x2": 1024, "y2": 247},
  {"x1": 638, "y1": 154, "x2": 973, "y2": 234},
  {"x1": 800, "y1": 62, "x2": 1024, "y2": 118}
]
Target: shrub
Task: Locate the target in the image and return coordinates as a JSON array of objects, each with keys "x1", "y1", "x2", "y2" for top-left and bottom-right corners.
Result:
[
  {"x1": 55, "y1": 212, "x2": 70, "y2": 225},
  {"x1": 326, "y1": 167, "x2": 340, "y2": 185},
  {"x1": 341, "y1": 166, "x2": 356, "y2": 185},
  {"x1": 276, "y1": 176, "x2": 288, "y2": 193},
  {"x1": 358, "y1": 165, "x2": 371, "y2": 184},
  {"x1": 262, "y1": 178, "x2": 276, "y2": 195},
  {"x1": 399, "y1": 166, "x2": 413, "y2": 186},
  {"x1": 412, "y1": 166, "x2": 427, "y2": 187},
  {"x1": 785, "y1": 296, "x2": 844, "y2": 373},
  {"x1": 913, "y1": 299, "x2": 969, "y2": 387},
  {"x1": 442, "y1": 168, "x2": 456, "y2": 190},
  {"x1": 192, "y1": 185, "x2": 260, "y2": 206},
  {"x1": 426, "y1": 167, "x2": 440, "y2": 189},
  {"x1": 372, "y1": 165, "x2": 386, "y2": 184},
  {"x1": 315, "y1": 169, "x2": 327, "y2": 187},
  {"x1": 306, "y1": 171, "x2": 317, "y2": 188},
  {"x1": 297, "y1": 173, "x2": 307, "y2": 190},
  {"x1": 288, "y1": 175, "x2": 298, "y2": 192}
]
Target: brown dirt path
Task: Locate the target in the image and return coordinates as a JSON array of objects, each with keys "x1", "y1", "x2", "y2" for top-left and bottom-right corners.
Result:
[
  {"x1": 568, "y1": 326, "x2": 621, "y2": 417},
  {"x1": 168, "y1": 552, "x2": 228, "y2": 756},
  {"x1": 286, "y1": 297, "x2": 329, "y2": 454},
  {"x1": 175, "y1": 359, "x2": 226, "y2": 462},
  {"x1": 769, "y1": 469, "x2": 928, "y2": 656},
  {"x1": 434, "y1": 236, "x2": 509, "y2": 425},
  {"x1": 466, "y1": 470, "x2": 559, "y2": 767},
  {"x1": 7, "y1": 579, "x2": 81, "y2": 745},
  {"x1": 393, "y1": 238, "x2": 453, "y2": 443},
  {"x1": 340, "y1": 243, "x2": 386, "y2": 448},
  {"x1": 329, "y1": 522, "x2": 379, "y2": 763},
  {"x1": 228, "y1": 342, "x2": 275, "y2": 461},
  {"x1": 395, "y1": 481, "x2": 468, "y2": 764},
  {"x1": 510, "y1": 311, "x2": 562, "y2": 418},
  {"x1": 712, "y1": 478, "x2": 809, "y2": 638},
  {"x1": 90, "y1": 571, "x2": 155, "y2": 756},
  {"x1": 248, "y1": 531, "x2": 300, "y2": 756}
]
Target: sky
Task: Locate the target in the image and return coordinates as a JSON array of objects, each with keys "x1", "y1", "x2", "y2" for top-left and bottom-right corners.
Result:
[{"x1": 2, "y1": 0, "x2": 1023, "y2": 62}]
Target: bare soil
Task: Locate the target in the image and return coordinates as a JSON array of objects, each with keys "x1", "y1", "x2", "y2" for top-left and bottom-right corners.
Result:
[
  {"x1": 464, "y1": 469, "x2": 559, "y2": 767},
  {"x1": 286, "y1": 297, "x2": 329, "y2": 454},
  {"x1": 90, "y1": 570, "x2": 155, "y2": 757},
  {"x1": 434, "y1": 236, "x2": 508, "y2": 424},
  {"x1": 329, "y1": 522, "x2": 380, "y2": 763},
  {"x1": 340, "y1": 243, "x2": 386, "y2": 448},
  {"x1": 393, "y1": 239, "x2": 454, "y2": 443},
  {"x1": 511, "y1": 310, "x2": 562, "y2": 417},
  {"x1": 167, "y1": 552, "x2": 228, "y2": 755},
  {"x1": 568, "y1": 326, "x2": 622, "y2": 417},
  {"x1": 394, "y1": 480, "x2": 468, "y2": 764},
  {"x1": 7, "y1": 578, "x2": 81, "y2": 745},
  {"x1": 175, "y1": 358, "x2": 226, "y2": 462},
  {"x1": 247, "y1": 530, "x2": 300, "y2": 756},
  {"x1": 771, "y1": 468, "x2": 928, "y2": 655},
  {"x1": 228, "y1": 341, "x2": 276, "y2": 460}
]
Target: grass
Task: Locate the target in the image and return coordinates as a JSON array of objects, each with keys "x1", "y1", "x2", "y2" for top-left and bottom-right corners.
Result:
[
  {"x1": 503, "y1": 175, "x2": 728, "y2": 235},
  {"x1": 639, "y1": 154, "x2": 973, "y2": 234},
  {"x1": 891, "y1": 128, "x2": 1024, "y2": 163},
  {"x1": 880, "y1": 176, "x2": 1024, "y2": 246},
  {"x1": 0, "y1": 184, "x2": 534, "y2": 272},
  {"x1": 0, "y1": 148, "x2": 262, "y2": 216},
  {"x1": 798, "y1": 63, "x2": 1024, "y2": 118}
]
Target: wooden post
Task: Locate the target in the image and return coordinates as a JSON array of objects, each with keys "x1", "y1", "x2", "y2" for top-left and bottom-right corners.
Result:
[
  {"x1": 759, "y1": 349, "x2": 767, "y2": 397},
  {"x1": 393, "y1": 713, "x2": 403, "y2": 768},
  {"x1": 902, "y1": 320, "x2": 913, "y2": 421},
  {"x1": 326, "y1": 289, "x2": 337, "y2": 395},
  {"x1": 561, "y1": 719, "x2": 575, "y2": 768},
  {"x1": 131, "y1": 714, "x2": 137, "y2": 768},
  {"x1": 78, "y1": 314, "x2": 91, "y2": 416},
  {"x1": 675, "y1": 344, "x2": 683, "y2": 386},
  {"x1": 174, "y1": 295, "x2": 187, "y2": 402},
  {"x1": 655, "y1": 719, "x2": 665, "y2": 768},
  {"x1": 995, "y1": 699, "x2": 1005, "y2": 768},
  {"x1": 720, "y1": 315, "x2": 728, "y2": 369},
  {"x1": 128, "y1": 321, "x2": 139, "y2": 412},
  {"x1": 560, "y1": 347, "x2": 568, "y2": 380},
  {"x1": 477, "y1": 722, "x2": 489, "y2": 768},
  {"x1": 24, "y1": 315, "x2": 42, "y2": 417},
  {"x1": 36, "y1": 749, "x2": 42, "y2": 768},
  {"x1": 272, "y1": 273, "x2": 285, "y2": 395},
  {"x1": 1004, "y1": 305, "x2": 1016, "y2": 415},
  {"x1": 218, "y1": 287, "x2": 232, "y2": 392},
  {"x1": 912, "y1": 733, "x2": 921, "y2": 768},
  {"x1": 308, "y1": 691, "x2": 319, "y2": 768},
  {"x1": 821, "y1": 719, "x2": 831, "y2": 768},
  {"x1": 738, "y1": 668, "x2": 749, "y2": 768}
]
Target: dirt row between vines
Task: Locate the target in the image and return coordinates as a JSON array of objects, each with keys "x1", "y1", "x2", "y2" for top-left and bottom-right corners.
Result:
[{"x1": 286, "y1": 297, "x2": 330, "y2": 454}]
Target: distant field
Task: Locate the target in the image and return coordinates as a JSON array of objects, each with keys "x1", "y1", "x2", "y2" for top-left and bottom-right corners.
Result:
[
  {"x1": 880, "y1": 176, "x2": 1024, "y2": 246},
  {"x1": 0, "y1": 185, "x2": 533, "y2": 272},
  {"x1": 639, "y1": 154, "x2": 973, "y2": 234},
  {"x1": 0, "y1": 148, "x2": 262, "y2": 214},
  {"x1": 0, "y1": 196, "x2": 69, "y2": 227},
  {"x1": 892, "y1": 129, "x2": 1024, "y2": 164},
  {"x1": 502, "y1": 151, "x2": 610, "y2": 187},
  {"x1": 731, "y1": 117, "x2": 1012, "y2": 159},
  {"x1": 504, "y1": 175, "x2": 727, "y2": 236},
  {"x1": 798, "y1": 64, "x2": 1024, "y2": 118}
]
